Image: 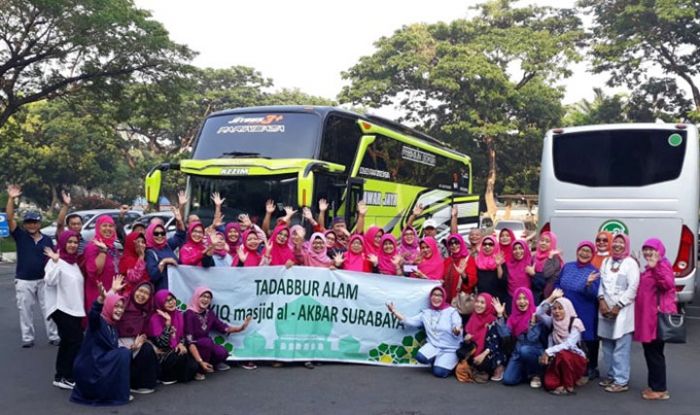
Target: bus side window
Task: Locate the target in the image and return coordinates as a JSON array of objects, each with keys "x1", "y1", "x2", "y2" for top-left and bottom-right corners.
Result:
[{"x1": 320, "y1": 114, "x2": 362, "y2": 174}]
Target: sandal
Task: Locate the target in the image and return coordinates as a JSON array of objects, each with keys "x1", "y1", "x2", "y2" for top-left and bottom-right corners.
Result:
[
  {"x1": 529, "y1": 377, "x2": 542, "y2": 389},
  {"x1": 549, "y1": 387, "x2": 569, "y2": 396},
  {"x1": 642, "y1": 390, "x2": 670, "y2": 400},
  {"x1": 598, "y1": 378, "x2": 614, "y2": 387},
  {"x1": 576, "y1": 376, "x2": 589, "y2": 386},
  {"x1": 605, "y1": 383, "x2": 629, "y2": 393}
]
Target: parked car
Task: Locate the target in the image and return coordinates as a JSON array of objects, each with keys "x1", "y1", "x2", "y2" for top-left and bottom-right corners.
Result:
[
  {"x1": 42, "y1": 209, "x2": 143, "y2": 247},
  {"x1": 494, "y1": 219, "x2": 533, "y2": 242},
  {"x1": 126, "y1": 211, "x2": 176, "y2": 239}
]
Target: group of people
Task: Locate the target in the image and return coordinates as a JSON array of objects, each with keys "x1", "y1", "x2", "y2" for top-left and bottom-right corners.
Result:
[
  {"x1": 5, "y1": 184, "x2": 678, "y2": 404},
  {"x1": 389, "y1": 229, "x2": 677, "y2": 400}
]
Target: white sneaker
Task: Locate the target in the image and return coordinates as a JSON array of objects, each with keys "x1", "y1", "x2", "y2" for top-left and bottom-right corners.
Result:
[
  {"x1": 194, "y1": 373, "x2": 206, "y2": 381},
  {"x1": 129, "y1": 395, "x2": 134, "y2": 402},
  {"x1": 52, "y1": 378, "x2": 74, "y2": 390},
  {"x1": 130, "y1": 388, "x2": 155, "y2": 394},
  {"x1": 159, "y1": 379, "x2": 177, "y2": 385},
  {"x1": 530, "y1": 376, "x2": 542, "y2": 389},
  {"x1": 215, "y1": 363, "x2": 231, "y2": 371}
]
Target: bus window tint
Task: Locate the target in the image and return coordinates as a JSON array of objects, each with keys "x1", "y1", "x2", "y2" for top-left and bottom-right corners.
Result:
[
  {"x1": 320, "y1": 115, "x2": 362, "y2": 172},
  {"x1": 553, "y1": 129, "x2": 687, "y2": 187},
  {"x1": 358, "y1": 135, "x2": 469, "y2": 192},
  {"x1": 192, "y1": 112, "x2": 321, "y2": 160}
]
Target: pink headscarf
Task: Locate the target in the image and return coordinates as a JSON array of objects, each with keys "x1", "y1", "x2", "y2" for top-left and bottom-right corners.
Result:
[
  {"x1": 377, "y1": 234, "x2": 399, "y2": 275},
  {"x1": 224, "y1": 222, "x2": 242, "y2": 252},
  {"x1": 179, "y1": 222, "x2": 207, "y2": 266},
  {"x1": 344, "y1": 234, "x2": 369, "y2": 272},
  {"x1": 429, "y1": 286, "x2": 450, "y2": 310},
  {"x1": 148, "y1": 289, "x2": 184, "y2": 349},
  {"x1": 641, "y1": 238, "x2": 671, "y2": 269},
  {"x1": 94, "y1": 215, "x2": 116, "y2": 248},
  {"x1": 304, "y1": 233, "x2": 332, "y2": 268},
  {"x1": 507, "y1": 287, "x2": 536, "y2": 338},
  {"x1": 269, "y1": 225, "x2": 296, "y2": 266},
  {"x1": 233, "y1": 230, "x2": 262, "y2": 267},
  {"x1": 101, "y1": 293, "x2": 124, "y2": 326},
  {"x1": 552, "y1": 297, "x2": 585, "y2": 344},
  {"x1": 363, "y1": 226, "x2": 383, "y2": 257},
  {"x1": 476, "y1": 235, "x2": 500, "y2": 271},
  {"x1": 611, "y1": 233, "x2": 631, "y2": 260},
  {"x1": 534, "y1": 231, "x2": 563, "y2": 272},
  {"x1": 398, "y1": 226, "x2": 419, "y2": 264},
  {"x1": 448, "y1": 234, "x2": 469, "y2": 259},
  {"x1": 576, "y1": 240, "x2": 596, "y2": 267},
  {"x1": 188, "y1": 286, "x2": 212, "y2": 313},
  {"x1": 417, "y1": 237, "x2": 444, "y2": 280},
  {"x1": 145, "y1": 223, "x2": 167, "y2": 249},
  {"x1": 465, "y1": 293, "x2": 497, "y2": 354},
  {"x1": 498, "y1": 228, "x2": 516, "y2": 262},
  {"x1": 506, "y1": 240, "x2": 532, "y2": 295},
  {"x1": 210, "y1": 232, "x2": 229, "y2": 258}
]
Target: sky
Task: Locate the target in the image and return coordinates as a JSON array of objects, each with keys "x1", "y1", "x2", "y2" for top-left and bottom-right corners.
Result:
[{"x1": 135, "y1": 0, "x2": 614, "y2": 115}]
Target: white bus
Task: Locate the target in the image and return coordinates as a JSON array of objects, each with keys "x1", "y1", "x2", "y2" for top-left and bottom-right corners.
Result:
[{"x1": 538, "y1": 123, "x2": 698, "y2": 304}]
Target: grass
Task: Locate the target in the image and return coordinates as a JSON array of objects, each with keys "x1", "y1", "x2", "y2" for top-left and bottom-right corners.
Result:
[{"x1": 0, "y1": 237, "x2": 16, "y2": 253}]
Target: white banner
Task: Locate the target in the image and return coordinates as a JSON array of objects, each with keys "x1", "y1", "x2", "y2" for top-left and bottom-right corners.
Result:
[{"x1": 168, "y1": 266, "x2": 439, "y2": 366}]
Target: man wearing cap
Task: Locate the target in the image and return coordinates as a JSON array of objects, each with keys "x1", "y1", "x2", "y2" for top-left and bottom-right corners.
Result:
[{"x1": 6, "y1": 184, "x2": 59, "y2": 348}]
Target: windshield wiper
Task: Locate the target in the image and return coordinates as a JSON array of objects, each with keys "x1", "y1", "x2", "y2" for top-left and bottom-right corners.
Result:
[{"x1": 219, "y1": 151, "x2": 269, "y2": 159}]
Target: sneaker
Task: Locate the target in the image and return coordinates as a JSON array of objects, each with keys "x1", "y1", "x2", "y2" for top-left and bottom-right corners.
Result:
[
  {"x1": 49, "y1": 339, "x2": 60, "y2": 346},
  {"x1": 304, "y1": 361, "x2": 315, "y2": 369},
  {"x1": 215, "y1": 363, "x2": 231, "y2": 372},
  {"x1": 159, "y1": 379, "x2": 177, "y2": 385},
  {"x1": 598, "y1": 378, "x2": 614, "y2": 387},
  {"x1": 605, "y1": 383, "x2": 629, "y2": 393},
  {"x1": 241, "y1": 362, "x2": 258, "y2": 370},
  {"x1": 194, "y1": 373, "x2": 206, "y2": 381},
  {"x1": 21, "y1": 341, "x2": 34, "y2": 348},
  {"x1": 529, "y1": 376, "x2": 542, "y2": 389},
  {"x1": 129, "y1": 395, "x2": 134, "y2": 402},
  {"x1": 642, "y1": 390, "x2": 670, "y2": 400},
  {"x1": 490, "y1": 366, "x2": 504, "y2": 382},
  {"x1": 130, "y1": 388, "x2": 155, "y2": 394},
  {"x1": 52, "y1": 378, "x2": 74, "y2": 390}
]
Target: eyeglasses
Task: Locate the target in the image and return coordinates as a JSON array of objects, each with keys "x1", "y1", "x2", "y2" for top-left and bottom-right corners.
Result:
[
  {"x1": 448, "y1": 240, "x2": 460, "y2": 246},
  {"x1": 595, "y1": 238, "x2": 607, "y2": 242},
  {"x1": 482, "y1": 242, "x2": 494, "y2": 247},
  {"x1": 165, "y1": 297, "x2": 176, "y2": 303},
  {"x1": 153, "y1": 231, "x2": 166, "y2": 237}
]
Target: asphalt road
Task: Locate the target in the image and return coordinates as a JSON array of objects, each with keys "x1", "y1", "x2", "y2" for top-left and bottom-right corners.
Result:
[{"x1": 0, "y1": 263, "x2": 698, "y2": 415}]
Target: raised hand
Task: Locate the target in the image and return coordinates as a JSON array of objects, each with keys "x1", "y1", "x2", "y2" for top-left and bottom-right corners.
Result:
[
  {"x1": 302, "y1": 206, "x2": 314, "y2": 221},
  {"x1": 333, "y1": 252, "x2": 345, "y2": 267},
  {"x1": 177, "y1": 190, "x2": 188, "y2": 207},
  {"x1": 237, "y1": 245, "x2": 248, "y2": 263},
  {"x1": 7, "y1": 184, "x2": 22, "y2": 199},
  {"x1": 525, "y1": 265, "x2": 536, "y2": 276},
  {"x1": 211, "y1": 192, "x2": 225, "y2": 206},
  {"x1": 239, "y1": 213, "x2": 252, "y2": 228},
  {"x1": 495, "y1": 252, "x2": 505, "y2": 265},
  {"x1": 156, "y1": 309, "x2": 172, "y2": 325},
  {"x1": 97, "y1": 282, "x2": 107, "y2": 303},
  {"x1": 412, "y1": 203, "x2": 424, "y2": 216},
  {"x1": 368, "y1": 254, "x2": 378, "y2": 266},
  {"x1": 171, "y1": 206, "x2": 183, "y2": 223},
  {"x1": 586, "y1": 271, "x2": 600, "y2": 286},
  {"x1": 451, "y1": 205, "x2": 458, "y2": 217},
  {"x1": 283, "y1": 206, "x2": 297, "y2": 217},
  {"x1": 44, "y1": 247, "x2": 59, "y2": 262},
  {"x1": 265, "y1": 199, "x2": 276, "y2": 214},
  {"x1": 548, "y1": 288, "x2": 564, "y2": 303},
  {"x1": 61, "y1": 191, "x2": 71, "y2": 206},
  {"x1": 549, "y1": 249, "x2": 561, "y2": 259},
  {"x1": 111, "y1": 274, "x2": 126, "y2": 293},
  {"x1": 455, "y1": 258, "x2": 468, "y2": 275},
  {"x1": 386, "y1": 302, "x2": 397, "y2": 314},
  {"x1": 93, "y1": 239, "x2": 108, "y2": 251},
  {"x1": 318, "y1": 198, "x2": 328, "y2": 212},
  {"x1": 357, "y1": 200, "x2": 368, "y2": 216},
  {"x1": 492, "y1": 297, "x2": 505, "y2": 316}
]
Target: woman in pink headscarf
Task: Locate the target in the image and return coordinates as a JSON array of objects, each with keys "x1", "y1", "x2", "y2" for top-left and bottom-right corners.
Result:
[
  {"x1": 398, "y1": 226, "x2": 420, "y2": 265},
  {"x1": 530, "y1": 231, "x2": 563, "y2": 302},
  {"x1": 387, "y1": 286, "x2": 462, "y2": 377},
  {"x1": 83, "y1": 215, "x2": 119, "y2": 315},
  {"x1": 339, "y1": 234, "x2": 372, "y2": 273},
  {"x1": 634, "y1": 238, "x2": 676, "y2": 400},
  {"x1": 233, "y1": 230, "x2": 263, "y2": 267},
  {"x1": 184, "y1": 287, "x2": 251, "y2": 378},
  {"x1": 476, "y1": 235, "x2": 509, "y2": 309},
  {"x1": 363, "y1": 226, "x2": 384, "y2": 258},
  {"x1": 264, "y1": 224, "x2": 297, "y2": 268},
  {"x1": 505, "y1": 240, "x2": 532, "y2": 297},
  {"x1": 415, "y1": 237, "x2": 445, "y2": 280},
  {"x1": 464, "y1": 293, "x2": 506, "y2": 382},
  {"x1": 295, "y1": 232, "x2": 335, "y2": 268},
  {"x1": 442, "y1": 234, "x2": 477, "y2": 304},
  {"x1": 368, "y1": 234, "x2": 403, "y2": 275},
  {"x1": 179, "y1": 222, "x2": 215, "y2": 267},
  {"x1": 498, "y1": 228, "x2": 516, "y2": 262}
]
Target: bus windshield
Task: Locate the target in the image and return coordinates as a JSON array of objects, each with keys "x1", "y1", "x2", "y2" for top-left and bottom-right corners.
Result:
[
  {"x1": 553, "y1": 129, "x2": 687, "y2": 187},
  {"x1": 192, "y1": 112, "x2": 321, "y2": 160},
  {"x1": 188, "y1": 175, "x2": 298, "y2": 225}
]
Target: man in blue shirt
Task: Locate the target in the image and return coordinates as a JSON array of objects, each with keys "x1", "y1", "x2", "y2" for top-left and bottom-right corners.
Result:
[{"x1": 6, "y1": 184, "x2": 59, "y2": 348}]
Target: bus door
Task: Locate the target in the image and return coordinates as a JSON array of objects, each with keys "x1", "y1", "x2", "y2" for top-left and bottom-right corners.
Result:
[{"x1": 344, "y1": 177, "x2": 365, "y2": 230}]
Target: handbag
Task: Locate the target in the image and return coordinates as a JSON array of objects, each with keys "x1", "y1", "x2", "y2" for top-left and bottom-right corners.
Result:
[
  {"x1": 656, "y1": 291, "x2": 686, "y2": 344},
  {"x1": 451, "y1": 291, "x2": 475, "y2": 315}
]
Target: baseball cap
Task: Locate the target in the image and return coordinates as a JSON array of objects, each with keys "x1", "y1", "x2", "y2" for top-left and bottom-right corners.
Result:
[
  {"x1": 423, "y1": 219, "x2": 438, "y2": 229},
  {"x1": 23, "y1": 211, "x2": 42, "y2": 222}
]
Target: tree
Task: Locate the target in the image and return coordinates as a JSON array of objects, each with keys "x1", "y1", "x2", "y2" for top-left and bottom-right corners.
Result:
[
  {"x1": 0, "y1": 0, "x2": 193, "y2": 129},
  {"x1": 339, "y1": 0, "x2": 582, "y2": 216},
  {"x1": 580, "y1": 0, "x2": 700, "y2": 120}
]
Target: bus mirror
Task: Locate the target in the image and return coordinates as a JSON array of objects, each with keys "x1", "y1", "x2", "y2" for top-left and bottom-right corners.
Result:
[{"x1": 145, "y1": 169, "x2": 162, "y2": 205}]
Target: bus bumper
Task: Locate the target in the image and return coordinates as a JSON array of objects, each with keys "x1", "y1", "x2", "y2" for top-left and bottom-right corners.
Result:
[{"x1": 675, "y1": 268, "x2": 697, "y2": 304}]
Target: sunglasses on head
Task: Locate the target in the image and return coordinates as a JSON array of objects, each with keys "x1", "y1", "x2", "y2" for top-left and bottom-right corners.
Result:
[{"x1": 153, "y1": 231, "x2": 166, "y2": 237}]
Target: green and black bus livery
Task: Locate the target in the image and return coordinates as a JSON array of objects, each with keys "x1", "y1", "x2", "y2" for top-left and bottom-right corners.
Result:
[{"x1": 145, "y1": 106, "x2": 479, "y2": 235}]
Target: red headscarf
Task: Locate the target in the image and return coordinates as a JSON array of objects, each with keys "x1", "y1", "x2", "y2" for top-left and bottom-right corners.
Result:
[
  {"x1": 364, "y1": 226, "x2": 383, "y2": 257},
  {"x1": 476, "y1": 235, "x2": 500, "y2": 271},
  {"x1": 57, "y1": 230, "x2": 79, "y2": 265},
  {"x1": 465, "y1": 293, "x2": 497, "y2": 354},
  {"x1": 448, "y1": 234, "x2": 469, "y2": 259},
  {"x1": 94, "y1": 215, "x2": 116, "y2": 248},
  {"x1": 418, "y1": 237, "x2": 444, "y2": 280},
  {"x1": 506, "y1": 240, "x2": 532, "y2": 295},
  {"x1": 145, "y1": 223, "x2": 167, "y2": 249},
  {"x1": 507, "y1": 287, "x2": 536, "y2": 338},
  {"x1": 120, "y1": 232, "x2": 145, "y2": 275},
  {"x1": 269, "y1": 224, "x2": 296, "y2": 266},
  {"x1": 498, "y1": 228, "x2": 516, "y2": 262}
]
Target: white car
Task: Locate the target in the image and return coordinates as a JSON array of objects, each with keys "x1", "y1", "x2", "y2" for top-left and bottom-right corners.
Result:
[{"x1": 494, "y1": 220, "x2": 532, "y2": 241}]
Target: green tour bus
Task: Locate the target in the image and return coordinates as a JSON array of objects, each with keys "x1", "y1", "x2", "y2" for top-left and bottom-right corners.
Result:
[{"x1": 144, "y1": 106, "x2": 479, "y2": 236}]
